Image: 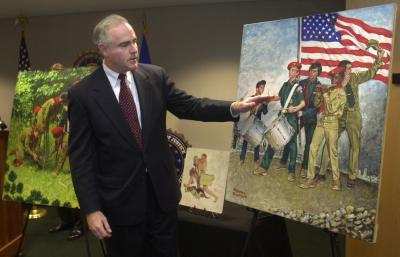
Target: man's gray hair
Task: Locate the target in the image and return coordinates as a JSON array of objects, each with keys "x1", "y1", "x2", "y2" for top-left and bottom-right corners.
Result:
[{"x1": 92, "y1": 14, "x2": 129, "y2": 46}]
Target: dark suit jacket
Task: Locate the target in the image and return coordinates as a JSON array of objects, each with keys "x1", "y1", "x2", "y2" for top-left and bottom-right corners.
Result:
[{"x1": 68, "y1": 64, "x2": 235, "y2": 225}]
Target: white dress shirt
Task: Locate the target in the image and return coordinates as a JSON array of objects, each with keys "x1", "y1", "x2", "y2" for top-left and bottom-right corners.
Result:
[{"x1": 103, "y1": 62, "x2": 142, "y2": 128}]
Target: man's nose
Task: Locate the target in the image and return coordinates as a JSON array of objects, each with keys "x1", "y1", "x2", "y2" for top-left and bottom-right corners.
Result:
[{"x1": 129, "y1": 43, "x2": 137, "y2": 53}]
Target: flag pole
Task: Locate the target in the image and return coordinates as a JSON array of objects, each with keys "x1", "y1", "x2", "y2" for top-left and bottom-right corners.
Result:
[
  {"x1": 297, "y1": 17, "x2": 301, "y2": 63},
  {"x1": 139, "y1": 9, "x2": 152, "y2": 64},
  {"x1": 142, "y1": 9, "x2": 148, "y2": 36}
]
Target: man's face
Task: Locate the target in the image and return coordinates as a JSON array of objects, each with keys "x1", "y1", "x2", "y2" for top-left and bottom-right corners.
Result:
[
  {"x1": 289, "y1": 67, "x2": 299, "y2": 81},
  {"x1": 256, "y1": 84, "x2": 265, "y2": 95},
  {"x1": 308, "y1": 68, "x2": 319, "y2": 80},
  {"x1": 99, "y1": 22, "x2": 138, "y2": 73}
]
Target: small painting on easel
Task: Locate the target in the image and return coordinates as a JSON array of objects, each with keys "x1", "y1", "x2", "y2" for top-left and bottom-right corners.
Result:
[{"x1": 179, "y1": 148, "x2": 230, "y2": 214}]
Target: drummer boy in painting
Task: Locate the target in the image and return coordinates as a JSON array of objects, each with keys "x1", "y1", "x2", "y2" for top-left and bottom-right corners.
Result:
[
  {"x1": 298, "y1": 66, "x2": 347, "y2": 190},
  {"x1": 260, "y1": 61, "x2": 305, "y2": 181},
  {"x1": 240, "y1": 80, "x2": 267, "y2": 166}
]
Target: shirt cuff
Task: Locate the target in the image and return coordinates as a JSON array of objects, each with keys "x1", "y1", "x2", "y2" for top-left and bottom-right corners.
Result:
[{"x1": 230, "y1": 103, "x2": 239, "y2": 118}]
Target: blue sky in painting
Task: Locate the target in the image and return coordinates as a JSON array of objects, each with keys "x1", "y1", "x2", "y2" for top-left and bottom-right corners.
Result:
[
  {"x1": 237, "y1": 18, "x2": 298, "y2": 98},
  {"x1": 341, "y1": 3, "x2": 395, "y2": 30}
]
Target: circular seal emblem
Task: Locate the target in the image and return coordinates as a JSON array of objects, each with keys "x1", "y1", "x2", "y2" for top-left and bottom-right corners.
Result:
[
  {"x1": 73, "y1": 50, "x2": 102, "y2": 67},
  {"x1": 166, "y1": 129, "x2": 190, "y2": 185}
]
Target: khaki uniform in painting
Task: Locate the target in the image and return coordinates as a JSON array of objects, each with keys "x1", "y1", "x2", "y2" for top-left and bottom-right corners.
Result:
[
  {"x1": 13, "y1": 127, "x2": 41, "y2": 166},
  {"x1": 319, "y1": 56, "x2": 383, "y2": 182},
  {"x1": 51, "y1": 127, "x2": 69, "y2": 174},
  {"x1": 36, "y1": 97, "x2": 63, "y2": 133},
  {"x1": 342, "y1": 57, "x2": 382, "y2": 180},
  {"x1": 299, "y1": 81, "x2": 346, "y2": 190}
]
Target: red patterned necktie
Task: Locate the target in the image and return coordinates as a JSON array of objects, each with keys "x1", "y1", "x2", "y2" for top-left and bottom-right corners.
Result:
[{"x1": 118, "y1": 73, "x2": 143, "y2": 149}]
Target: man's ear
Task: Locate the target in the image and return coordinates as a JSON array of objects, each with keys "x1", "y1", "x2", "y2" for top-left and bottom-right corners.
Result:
[{"x1": 98, "y1": 44, "x2": 107, "y2": 57}]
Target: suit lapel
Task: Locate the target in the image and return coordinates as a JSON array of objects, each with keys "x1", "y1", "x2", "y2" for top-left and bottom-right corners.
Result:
[
  {"x1": 132, "y1": 66, "x2": 152, "y2": 149},
  {"x1": 92, "y1": 68, "x2": 137, "y2": 148}
]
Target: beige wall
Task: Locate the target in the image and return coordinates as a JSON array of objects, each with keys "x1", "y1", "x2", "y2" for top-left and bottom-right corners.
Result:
[
  {"x1": 0, "y1": 0, "x2": 343, "y2": 150},
  {"x1": 345, "y1": 1, "x2": 400, "y2": 257}
]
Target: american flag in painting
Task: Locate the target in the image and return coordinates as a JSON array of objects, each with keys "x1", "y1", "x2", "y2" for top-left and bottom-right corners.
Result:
[{"x1": 300, "y1": 13, "x2": 392, "y2": 84}]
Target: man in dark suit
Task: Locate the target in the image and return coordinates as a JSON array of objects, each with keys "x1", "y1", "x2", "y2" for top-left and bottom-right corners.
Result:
[{"x1": 68, "y1": 14, "x2": 268, "y2": 257}]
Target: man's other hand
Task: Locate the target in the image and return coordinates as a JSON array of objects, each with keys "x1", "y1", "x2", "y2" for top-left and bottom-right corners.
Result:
[
  {"x1": 231, "y1": 95, "x2": 279, "y2": 116},
  {"x1": 86, "y1": 211, "x2": 112, "y2": 239}
]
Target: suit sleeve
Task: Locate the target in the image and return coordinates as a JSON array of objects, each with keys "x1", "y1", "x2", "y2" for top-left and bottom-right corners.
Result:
[
  {"x1": 159, "y1": 68, "x2": 235, "y2": 122},
  {"x1": 68, "y1": 89, "x2": 101, "y2": 216}
]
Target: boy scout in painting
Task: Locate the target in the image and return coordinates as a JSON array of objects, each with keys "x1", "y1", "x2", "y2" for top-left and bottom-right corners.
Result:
[
  {"x1": 298, "y1": 62, "x2": 322, "y2": 178},
  {"x1": 36, "y1": 95, "x2": 65, "y2": 133},
  {"x1": 299, "y1": 67, "x2": 347, "y2": 190},
  {"x1": 240, "y1": 80, "x2": 268, "y2": 166},
  {"x1": 318, "y1": 50, "x2": 384, "y2": 188},
  {"x1": 51, "y1": 127, "x2": 69, "y2": 175},
  {"x1": 11, "y1": 125, "x2": 41, "y2": 167},
  {"x1": 261, "y1": 61, "x2": 305, "y2": 181},
  {"x1": 338, "y1": 50, "x2": 384, "y2": 188}
]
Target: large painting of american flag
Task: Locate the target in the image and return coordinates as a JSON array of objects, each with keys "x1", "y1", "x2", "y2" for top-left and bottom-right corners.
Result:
[
  {"x1": 225, "y1": 4, "x2": 396, "y2": 242},
  {"x1": 300, "y1": 12, "x2": 391, "y2": 83}
]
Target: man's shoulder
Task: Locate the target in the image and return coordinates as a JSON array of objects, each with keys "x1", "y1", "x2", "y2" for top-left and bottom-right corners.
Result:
[{"x1": 137, "y1": 63, "x2": 166, "y2": 77}]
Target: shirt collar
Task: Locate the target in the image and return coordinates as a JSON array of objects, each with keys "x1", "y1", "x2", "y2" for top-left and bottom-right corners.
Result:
[{"x1": 103, "y1": 61, "x2": 134, "y2": 88}]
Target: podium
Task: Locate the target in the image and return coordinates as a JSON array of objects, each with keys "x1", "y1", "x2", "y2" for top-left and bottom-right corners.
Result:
[{"x1": 0, "y1": 131, "x2": 23, "y2": 257}]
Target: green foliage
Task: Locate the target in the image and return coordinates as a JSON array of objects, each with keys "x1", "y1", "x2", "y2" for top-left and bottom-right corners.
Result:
[
  {"x1": 15, "y1": 196, "x2": 24, "y2": 202},
  {"x1": 10, "y1": 183, "x2": 16, "y2": 195},
  {"x1": 2, "y1": 159, "x2": 79, "y2": 208},
  {"x1": 27, "y1": 190, "x2": 43, "y2": 202},
  {"x1": 5, "y1": 162, "x2": 9, "y2": 172},
  {"x1": 4, "y1": 182, "x2": 10, "y2": 192},
  {"x1": 3, "y1": 194, "x2": 12, "y2": 200},
  {"x1": 16, "y1": 182, "x2": 24, "y2": 193},
  {"x1": 7, "y1": 170, "x2": 17, "y2": 182},
  {"x1": 41, "y1": 198, "x2": 49, "y2": 205},
  {"x1": 63, "y1": 202, "x2": 72, "y2": 208},
  {"x1": 52, "y1": 199, "x2": 60, "y2": 206},
  {"x1": 12, "y1": 67, "x2": 94, "y2": 121}
]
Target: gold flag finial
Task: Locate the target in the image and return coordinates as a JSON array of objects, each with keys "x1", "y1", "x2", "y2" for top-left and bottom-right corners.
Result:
[{"x1": 15, "y1": 16, "x2": 29, "y2": 30}]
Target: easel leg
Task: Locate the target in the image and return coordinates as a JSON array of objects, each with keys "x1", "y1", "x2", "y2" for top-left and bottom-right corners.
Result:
[
  {"x1": 15, "y1": 204, "x2": 33, "y2": 257},
  {"x1": 329, "y1": 231, "x2": 342, "y2": 257},
  {"x1": 240, "y1": 208, "x2": 259, "y2": 257}
]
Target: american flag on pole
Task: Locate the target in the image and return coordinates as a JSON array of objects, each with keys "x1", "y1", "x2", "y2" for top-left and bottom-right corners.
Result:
[
  {"x1": 18, "y1": 31, "x2": 31, "y2": 71},
  {"x1": 139, "y1": 12, "x2": 151, "y2": 64},
  {"x1": 139, "y1": 34, "x2": 151, "y2": 64},
  {"x1": 300, "y1": 13, "x2": 392, "y2": 84}
]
